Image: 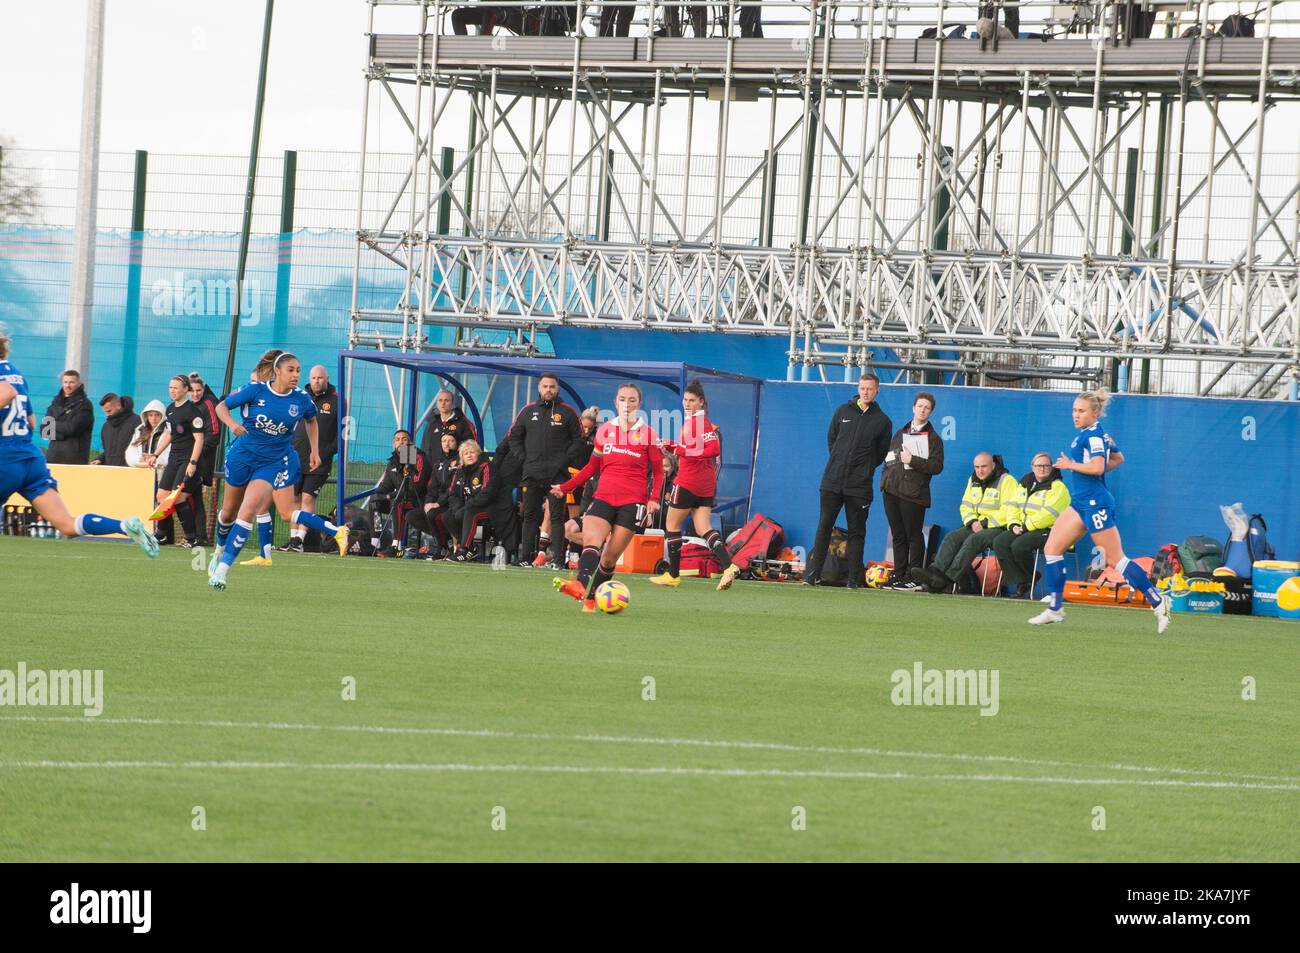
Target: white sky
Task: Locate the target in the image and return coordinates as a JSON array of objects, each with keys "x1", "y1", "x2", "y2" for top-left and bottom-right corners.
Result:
[{"x1": 0, "y1": 0, "x2": 367, "y2": 155}]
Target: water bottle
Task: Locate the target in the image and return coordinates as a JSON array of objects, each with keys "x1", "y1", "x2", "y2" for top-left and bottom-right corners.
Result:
[{"x1": 491, "y1": 545, "x2": 507, "y2": 570}]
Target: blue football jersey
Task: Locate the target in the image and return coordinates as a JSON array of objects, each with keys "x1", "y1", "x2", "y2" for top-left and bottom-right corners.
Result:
[
  {"x1": 1066, "y1": 423, "x2": 1119, "y2": 498},
  {"x1": 0, "y1": 360, "x2": 42, "y2": 460},
  {"x1": 224, "y1": 380, "x2": 317, "y2": 463}
]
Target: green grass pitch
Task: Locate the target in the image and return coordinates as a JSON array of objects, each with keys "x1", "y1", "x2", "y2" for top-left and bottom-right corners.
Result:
[{"x1": 1, "y1": 535, "x2": 1296, "y2": 861}]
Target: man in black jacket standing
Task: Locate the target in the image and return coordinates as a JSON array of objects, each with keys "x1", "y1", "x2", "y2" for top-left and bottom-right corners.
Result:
[
  {"x1": 805, "y1": 372, "x2": 893, "y2": 589},
  {"x1": 44, "y1": 370, "x2": 95, "y2": 464},
  {"x1": 283, "y1": 365, "x2": 339, "y2": 553},
  {"x1": 507, "y1": 373, "x2": 580, "y2": 568},
  {"x1": 90, "y1": 393, "x2": 140, "y2": 467}
]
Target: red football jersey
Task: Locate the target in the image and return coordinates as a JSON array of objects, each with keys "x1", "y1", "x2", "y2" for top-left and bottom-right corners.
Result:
[
  {"x1": 560, "y1": 419, "x2": 664, "y2": 507},
  {"x1": 667, "y1": 411, "x2": 721, "y2": 497}
]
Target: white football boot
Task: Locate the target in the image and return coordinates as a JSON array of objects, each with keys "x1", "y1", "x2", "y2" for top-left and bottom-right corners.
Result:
[{"x1": 1028, "y1": 607, "x2": 1065, "y2": 626}]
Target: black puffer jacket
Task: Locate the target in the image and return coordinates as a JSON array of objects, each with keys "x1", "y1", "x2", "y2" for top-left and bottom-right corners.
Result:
[
  {"x1": 44, "y1": 384, "x2": 95, "y2": 464},
  {"x1": 293, "y1": 383, "x2": 339, "y2": 471},
  {"x1": 419, "y1": 406, "x2": 475, "y2": 457},
  {"x1": 506, "y1": 396, "x2": 581, "y2": 482},
  {"x1": 879, "y1": 420, "x2": 945, "y2": 508},
  {"x1": 424, "y1": 446, "x2": 460, "y2": 510},
  {"x1": 819, "y1": 398, "x2": 893, "y2": 499},
  {"x1": 449, "y1": 456, "x2": 499, "y2": 510},
  {"x1": 94, "y1": 396, "x2": 141, "y2": 467}
]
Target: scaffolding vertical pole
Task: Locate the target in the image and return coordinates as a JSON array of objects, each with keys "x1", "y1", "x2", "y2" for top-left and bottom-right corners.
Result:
[
  {"x1": 400, "y1": 2, "x2": 427, "y2": 348},
  {"x1": 67, "y1": 0, "x2": 106, "y2": 378},
  {"x1": 989, "y1": 102, "x2": 1005, "y2": 253},
  {"x1": 681, "y1": 88, "x2": 696, "y2": 240},
  {"x1": 852, "y1": 0, "x2": 876, "y2": 251},
  {"x1": 536, "y1": 92, "x2": 550, "y2": 235},
  {"x1": 919, "y1": 0, "x2": 945, "y2": 250},
  {"x1": 561, "y1": 2, "x2": 585, "y2": 322},
  {"x1": 273, "y1": 149, "x2": 296, "y2": 346},
  {"x1": 1163, "y1": 76, "x2": 1190, "y2": 368},
  {"x1": 418, "y1": 20, "x2": 443, "y2": 354},
  {"x1": 1011, "y1": 72, "x2": 1030, "y2": 330},
  {"x1": 120, "y1": 150, "x2": 147, "y2": 400},
  {"x1": 808, "y1": 1, "x2": 835, "y2": 248},
  {"x1": 645, "y1": 70, "x2": 664, "y2": 319},
  {"x1": 636, "y1": 100, "x2": 649, "y2": 240},
  {"x1": 1033, "y1": 103, "x2": 1049, "y2": 254},
  {"x1": 1083, "y1": 26, "x2": 1105, "y2": 257},
  {"x1": 1242, "y1": 2, "x2": 1275, "y2": 357},
  {"x1": 350, "y1": 0, "x2": 376, "y2": 354},
  {"x1": 711, "y1": 0, "x2": 738, "y2": 246},
  {"x1": 850, "y1": 1, "x2": 877, "y2": 347},
  {"x1": 975, "y1": 102, "x2": 988, "y2": 245},
  {"x1": 832, "y1": 88, "x2": 847, "y2": 247},
  {"x1": 484, "y1": 68, "x2": 500, "y2": 238},
  {"x1": 1201, "y1": 101, "x2": 1218, "y2": 263},
  {"x1": 760, "y1": 76, "x2": 779, "y2": 245}
]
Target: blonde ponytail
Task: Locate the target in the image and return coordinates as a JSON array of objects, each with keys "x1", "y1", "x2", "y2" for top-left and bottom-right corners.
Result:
[{"x1": 1079, "y1": 387, "x2": 1111, "y2": 418}]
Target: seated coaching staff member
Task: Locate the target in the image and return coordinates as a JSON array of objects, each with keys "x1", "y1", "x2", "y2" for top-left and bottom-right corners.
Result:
[
  {"x1": 804, "y1": 372, "x2": 893, "y2": 589},
  {"x1": 283, "y1": 365, "x2": 339, "y2": 553}
]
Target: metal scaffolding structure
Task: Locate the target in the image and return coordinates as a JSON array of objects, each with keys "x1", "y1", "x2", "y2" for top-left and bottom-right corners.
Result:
[{"x1": 350, "y1": 0, "x2": 1300, "y2": 397}]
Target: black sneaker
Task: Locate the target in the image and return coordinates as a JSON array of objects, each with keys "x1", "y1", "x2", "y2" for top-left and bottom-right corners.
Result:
[
  {"x1": 924, "y1": 568, "x2": 953, "y2": 593},
  {"x1": 893, "y1": 580, "x2": 923, "y2": 592},
  {"x1": 278, "y1": 538, "x2": 305, "y2": 553}
]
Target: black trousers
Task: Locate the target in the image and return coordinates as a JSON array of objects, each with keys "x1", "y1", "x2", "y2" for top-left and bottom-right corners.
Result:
[
  {"x1": 519, "y1": 476, "x2": 564, "y2": 561},
  {"x1": 406, "y1": 504, "x2": 449, "y2": 546},
  {"x1": 807, "y1": 490, "x2": 869, "y2": 584},
  {"x1": 883, "y1": 493, "x2": 927, "y2": 578},
  {"x1": 664, "y1": 4, "x2": 707, "y2": 36},
  {"x1": 450, "y1": 497, "x2": 520, "y2": 555},
  {"x1": 599, "y1": 5, "x2": 634, "y2": 36},
  {"x1": 738, "y1": 5, "x2": 763, "y2": 37}
]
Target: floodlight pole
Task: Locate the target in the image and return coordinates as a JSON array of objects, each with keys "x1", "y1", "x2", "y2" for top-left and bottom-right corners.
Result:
[
  {"x1": 66, "y1": 0, "x2": 106, "y2": 378},
  {"x1": 221, "y1": 0, "x2": 275, "y2": 402}
]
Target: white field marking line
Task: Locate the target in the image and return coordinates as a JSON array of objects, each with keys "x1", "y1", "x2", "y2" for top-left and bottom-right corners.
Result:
[
  {"x1": 2, "y1": 759, "x2": 1298, "y2": 791},
  {"x1": 6, "y1": 715, "x2": 1296, "y2": 784}
]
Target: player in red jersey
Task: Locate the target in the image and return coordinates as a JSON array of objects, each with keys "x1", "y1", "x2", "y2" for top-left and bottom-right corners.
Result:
[
  {"x1": 550, "y1": 383, "x2": 664, "y2": 613},
  {"x1": 648, "y1": 379, "x2": 743, "y2": 591}
]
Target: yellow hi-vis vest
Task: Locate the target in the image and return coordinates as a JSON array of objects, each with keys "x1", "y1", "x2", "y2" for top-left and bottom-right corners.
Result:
[
  {"x1": 1006, "y1": 478, "x2": 1071, "y2": 532},
  {"x1": 958, "y1": 471, "x2": 1020, "y2": 528}
]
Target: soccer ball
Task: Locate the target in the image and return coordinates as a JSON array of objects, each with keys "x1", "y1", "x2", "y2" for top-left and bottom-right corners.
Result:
[
  {"x1": 595, "y1": 580, "x2": 631, "y2": 613},
  {"x1": 865, "y1": 565, "x2": 892, "y2": 588}
]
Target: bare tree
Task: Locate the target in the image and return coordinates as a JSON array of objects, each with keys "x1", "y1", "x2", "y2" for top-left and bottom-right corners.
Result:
[{"x1": 0, "y1": 136, "x2": 40, "y2": 223}]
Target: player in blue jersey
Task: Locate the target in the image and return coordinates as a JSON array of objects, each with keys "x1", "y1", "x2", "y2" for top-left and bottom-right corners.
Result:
[
  {"x1": 0, "y1": 326, "x2": 158, "y2": 557},
  {"x1": 1029, "y1": 388, "x2": 1170, "y2": 634},
  {"x1": 205, "y1": 350, "x2": 348, "y2": 590}
]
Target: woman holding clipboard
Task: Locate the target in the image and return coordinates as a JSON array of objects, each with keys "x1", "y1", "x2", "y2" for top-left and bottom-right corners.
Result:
[{"x1": 879, "y1": 393, "x2": 945, "y2": 590}]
